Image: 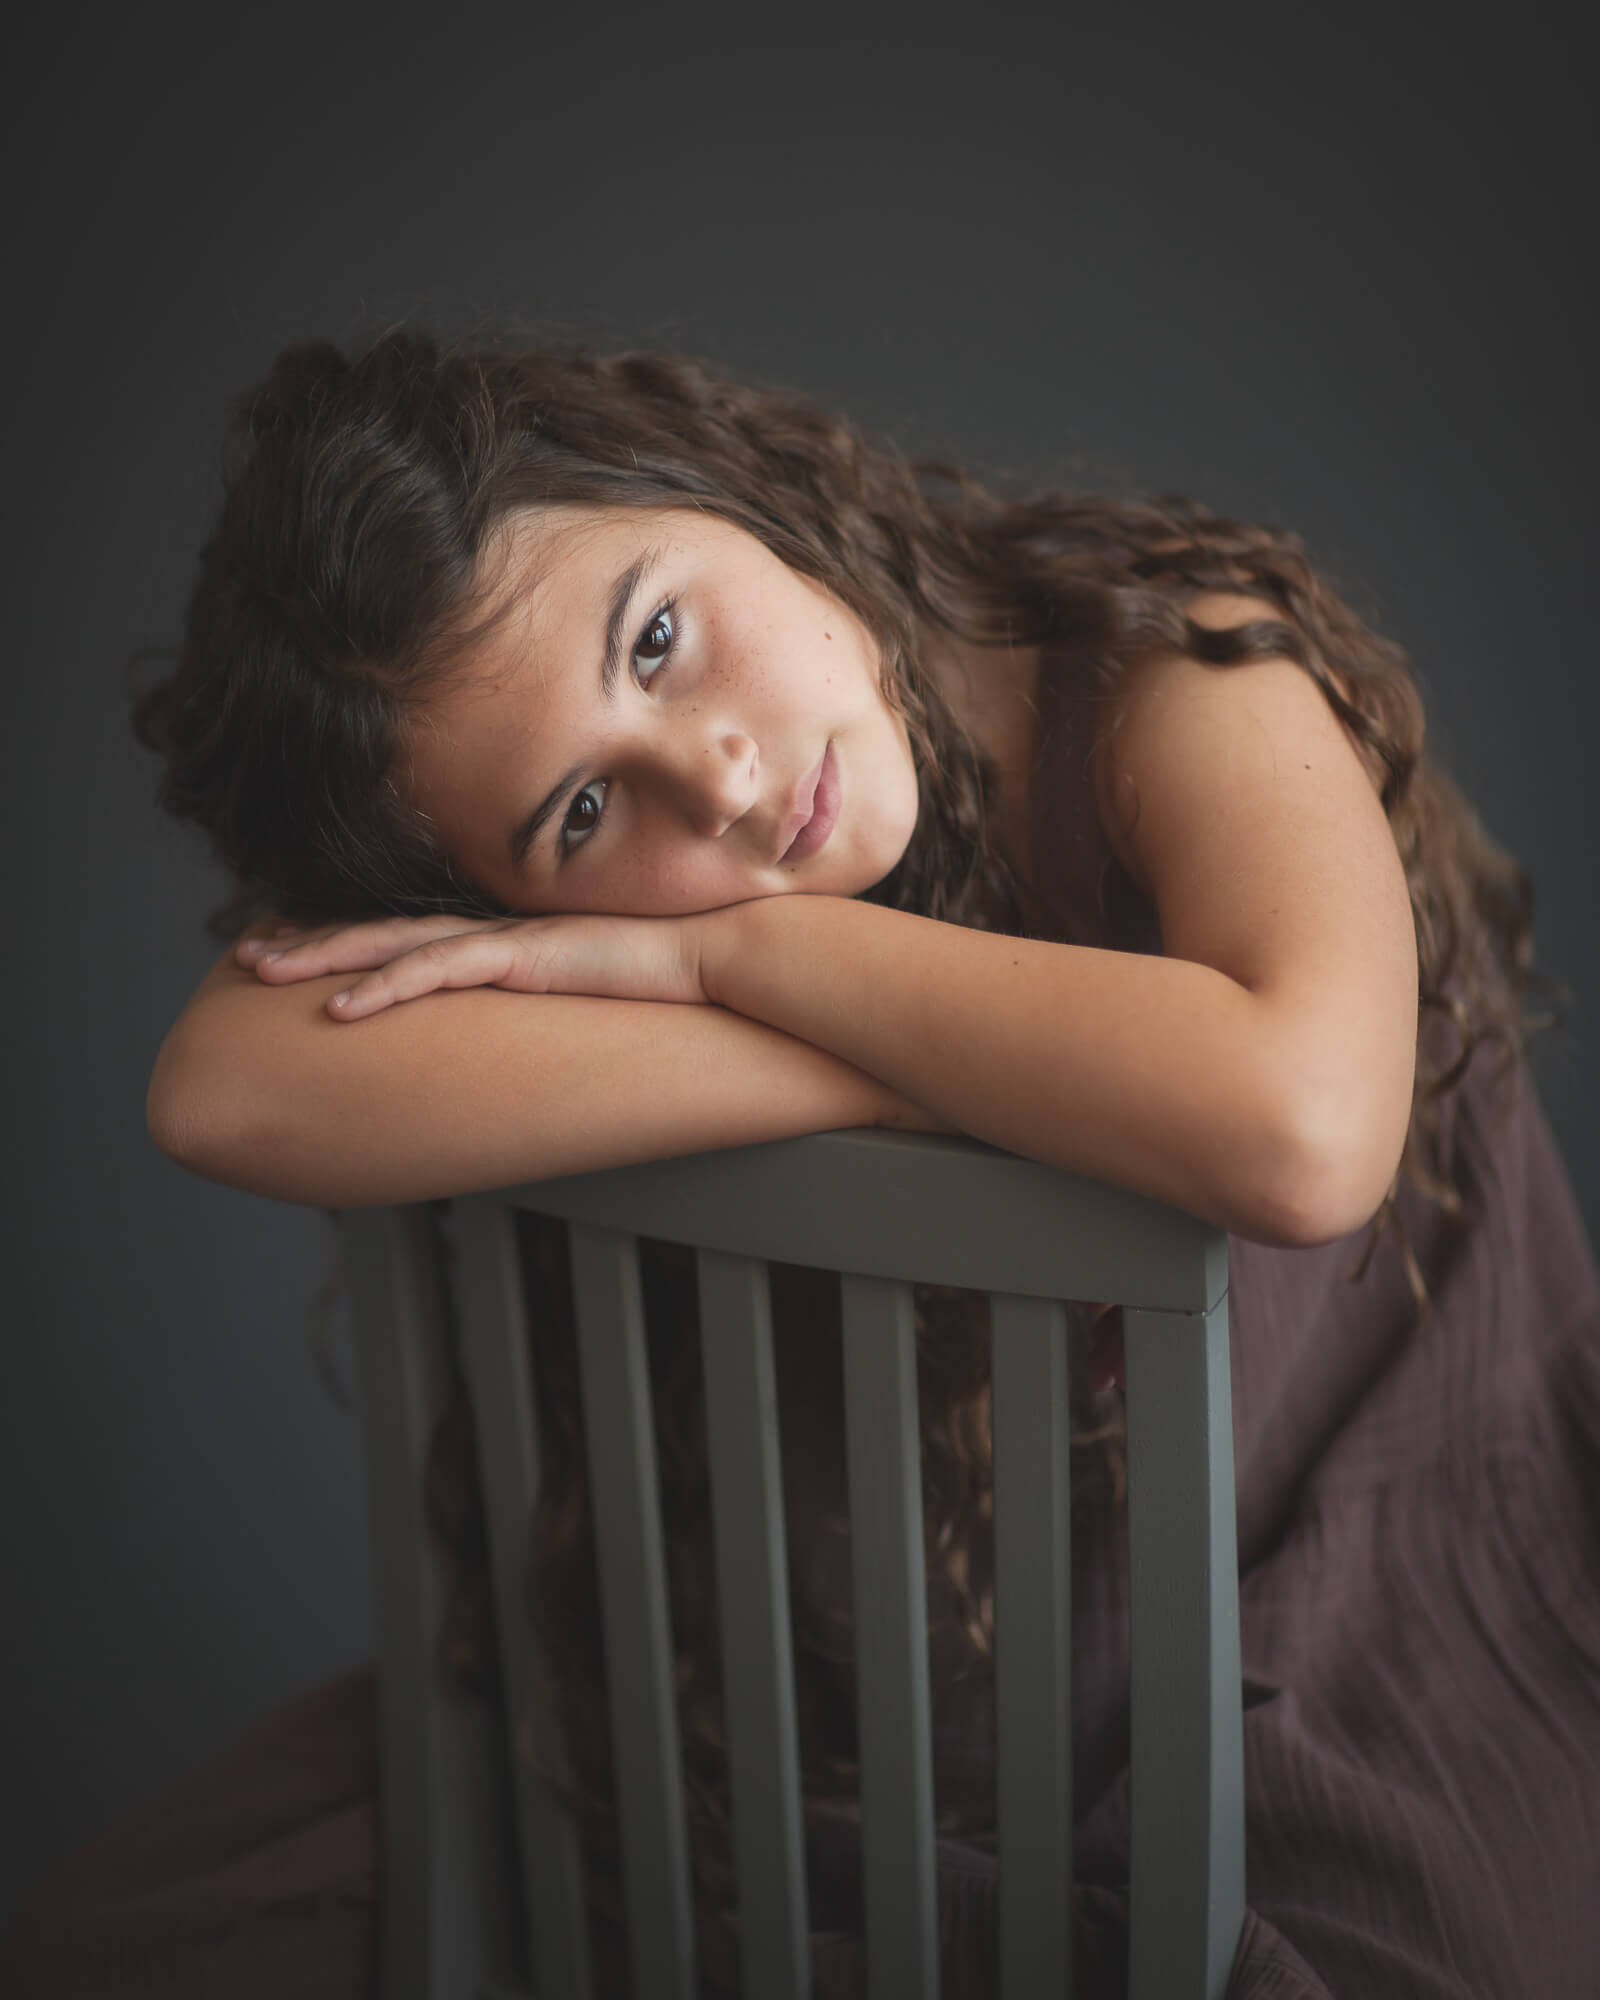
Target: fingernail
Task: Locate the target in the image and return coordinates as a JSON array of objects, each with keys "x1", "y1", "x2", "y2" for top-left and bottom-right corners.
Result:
[
  {"x1": 331, "y1": 990, "x2": 352, "y2": 1008},
  {"x1": 261, "y1": 949, "x2": 284, "y2": 963}
]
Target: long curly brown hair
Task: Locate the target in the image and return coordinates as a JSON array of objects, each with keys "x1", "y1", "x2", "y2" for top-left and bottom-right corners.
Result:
[{"x1": 132, "y1": 328, "x2": 1565, "y2": 1928}]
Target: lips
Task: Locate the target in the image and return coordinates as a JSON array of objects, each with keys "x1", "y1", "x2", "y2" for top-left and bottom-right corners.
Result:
[{"x1": 779, "y1": 742, "x2": 840, "y2": 863}]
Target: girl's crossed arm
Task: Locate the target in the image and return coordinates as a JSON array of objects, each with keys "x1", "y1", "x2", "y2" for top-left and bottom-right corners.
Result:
[
  {"x1": 147, "y1": 940, "x2": 950, "y2": 1213},
  {"x1": 197, "y1": 642, "x2": 1416, "y2": 1247},
  {"x1": 695, "y1": 646, "x2": 1417, "y2": 1245}
]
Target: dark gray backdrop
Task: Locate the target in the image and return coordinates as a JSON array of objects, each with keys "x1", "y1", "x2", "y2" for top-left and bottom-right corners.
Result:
[{"x1": 5, "y1": 0, "x2": 1594, "y2": 1922}]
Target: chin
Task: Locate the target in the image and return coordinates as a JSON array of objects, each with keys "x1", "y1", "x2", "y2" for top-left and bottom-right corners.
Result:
[{"x1": 844, "y1": 841, "x2": 915, "y2": 900}]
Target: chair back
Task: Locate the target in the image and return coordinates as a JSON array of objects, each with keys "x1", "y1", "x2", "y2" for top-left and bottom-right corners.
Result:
[{"x1": 343, "y1": 1126, "x2": 1244, "y2": 2000}]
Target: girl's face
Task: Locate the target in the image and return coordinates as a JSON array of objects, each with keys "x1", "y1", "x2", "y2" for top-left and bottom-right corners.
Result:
[{"x1": 401, "y1": 506, "x2": 921, "y2": 917}]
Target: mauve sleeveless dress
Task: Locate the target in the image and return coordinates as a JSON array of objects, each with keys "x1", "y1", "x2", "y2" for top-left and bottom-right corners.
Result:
[{"x1": 5, "y1": 1027, "x2": 1598, "y2": 1998}]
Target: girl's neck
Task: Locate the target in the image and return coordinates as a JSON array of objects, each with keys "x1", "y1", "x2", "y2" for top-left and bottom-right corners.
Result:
[{"x1": 925, "y1": 633, "x2": 1043, "y2": 886}]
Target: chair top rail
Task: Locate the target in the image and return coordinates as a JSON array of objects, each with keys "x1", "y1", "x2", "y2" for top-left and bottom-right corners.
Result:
[{"x1": 458, "y1": 1128, "x2": 1228, "y2": 1313}]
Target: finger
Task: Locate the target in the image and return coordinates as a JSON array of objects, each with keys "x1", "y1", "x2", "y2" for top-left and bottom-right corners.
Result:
[
  {"x1": 238, "y1": 931, "x2": 303, "y2": 962},
  {"x1": 1085, "y1": 1307, "x2": 1125, "y2": 1392},
  {"x1": 236, "y1": 918, "x2": 348, "y2": 964},
  {"x1": 1088, "y1": 1337, "x2": 1126, "y2": 1393},
  {"x1": 325, "y1": 934, "x2": 529, "y2": 1019},
  {"x1": 253, "y1": 917, "x2": 501, "y2": 982}
]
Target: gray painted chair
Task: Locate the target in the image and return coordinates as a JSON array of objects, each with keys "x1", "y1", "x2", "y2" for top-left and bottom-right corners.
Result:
[{"x1": 342, "y1": 1126, "x2": 1244, "y2": 2000}]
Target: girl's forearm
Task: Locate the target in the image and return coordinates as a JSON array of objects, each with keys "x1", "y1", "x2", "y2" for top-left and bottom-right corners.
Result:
[
  {"x1": 149, "y1": 950, "x2": 944, "y2": 1209},
  {"x1": 702, "y1": 895, "x2": 1355, "y2": 1247}
]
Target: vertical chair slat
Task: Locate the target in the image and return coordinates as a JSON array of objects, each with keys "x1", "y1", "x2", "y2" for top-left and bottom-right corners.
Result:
[
  {"x1": 351, "y1": 1137, "x2": 1243, "y2": 2000},
  {"x1": 451, "y1": 1200, "x2": 594, "y2": 2000},
  {"x1": 343, "y1": 1207, "x2": 516, "y2": 2000},
  {"x1": 839, "y1": 1274, "x2": 939, "y2": 1998},
  {"x1": 1123, "y1": 1295, "x2": 1245, "y2": 2000},
  {"x1": 695, "y1": 1251, "x2": 812, "y2": 2000},
  {"x1": 990, "y1": 1293, "x2": 1074, "y2": 2000},
  {"x1": 567, "y1": 1223, "x2": 698, "y2": 2000}
]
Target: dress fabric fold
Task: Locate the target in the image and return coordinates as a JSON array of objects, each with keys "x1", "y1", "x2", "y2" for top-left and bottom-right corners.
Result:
[{"x1": 4, "y1": 1035, "x2": 1598, "y2": 1998}]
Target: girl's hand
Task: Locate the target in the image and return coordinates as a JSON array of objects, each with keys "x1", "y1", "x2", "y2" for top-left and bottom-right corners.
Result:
[
  {"x1": 1085, "y1": 1303, "x2": 1126, "y2": 1394},
  {"x1": 235, "y1": 911, "x2": 717, "y2": 1017}
]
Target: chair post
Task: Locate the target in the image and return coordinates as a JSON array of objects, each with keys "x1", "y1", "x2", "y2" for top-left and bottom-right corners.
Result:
[
  {"x1": 350, "y1": 1133, "x2": 1245, "y2": 2000},
  {"x1": 343, "y1": 1205, "x2": 519, "y2": 2000},
  {"x1": 449, "y1": 1199, "x2": 594, "y2": 1999},
  {"x1": 840, "y1": 1273, "x2": 940, "y2": 1997},
  {"x1": 990, "y1": 1294, "x2": 1074, "y2": 1999},
  {"x1": 567, "y1": 1222, "x2": 699, "y2": 2000},
  {"x1": 696, "y1": 1250, "x2": 812, "y2": 1999},
  {"x1": 1123, "y1": 1292, "x2": 1245, "y2": 2000}
]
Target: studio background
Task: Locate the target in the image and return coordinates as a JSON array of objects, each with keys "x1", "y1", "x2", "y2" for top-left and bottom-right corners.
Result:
[{"x1": 5, "y1": 0, "x2": 1593, "y2": 1921}]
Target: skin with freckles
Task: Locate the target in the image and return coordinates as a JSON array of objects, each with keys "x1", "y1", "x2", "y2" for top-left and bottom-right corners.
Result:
[
  {"x1": 237, "y1": 501, "x2": 1041, "y2": 1034},
  {"x1": 400, "y1": 505, "x2": 939, "y2": 918},
  {"x1": 233, "y1": 518, "x2": 1415, "y2": 1245}
]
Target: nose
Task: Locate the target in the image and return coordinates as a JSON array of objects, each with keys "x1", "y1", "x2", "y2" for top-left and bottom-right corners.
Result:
[{"x1": 668, "y1": 728, "x2": 759, "y2": 838}]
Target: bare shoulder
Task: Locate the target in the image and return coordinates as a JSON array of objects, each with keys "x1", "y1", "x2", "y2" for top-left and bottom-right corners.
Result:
[
  {"x1": 1085, "y1": 589, "x2": 1418, "y2": 1220},
  {"x1": 1092, "y1": 591, "x2": 1380, "y2": 892},
  {"x1": 188, "y1": 911, "x2": 293, "y2": 1004}
]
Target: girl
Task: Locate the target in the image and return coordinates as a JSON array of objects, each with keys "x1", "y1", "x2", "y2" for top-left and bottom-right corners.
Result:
[{"x1": 7, "y1": 331, "x2": 1597, "y2": 1997}]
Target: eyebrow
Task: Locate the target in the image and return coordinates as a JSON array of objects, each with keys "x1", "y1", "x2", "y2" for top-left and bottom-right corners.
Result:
[{"x1": 505, "y1": 545, "x2": 664, "y2": 871}]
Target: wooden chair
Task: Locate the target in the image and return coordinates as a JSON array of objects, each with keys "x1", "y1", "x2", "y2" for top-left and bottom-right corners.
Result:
[{"x1": 342, "y1": 1126, "x2": 1244, "y2": 2000}]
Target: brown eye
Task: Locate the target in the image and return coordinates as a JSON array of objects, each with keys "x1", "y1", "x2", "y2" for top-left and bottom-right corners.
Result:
[
  {"x1": 562, "y1": 779, "x2": 607, "y2": 853},
  {"x1": 631, "y1": 604, "x2": 677, "y2": 684}
]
